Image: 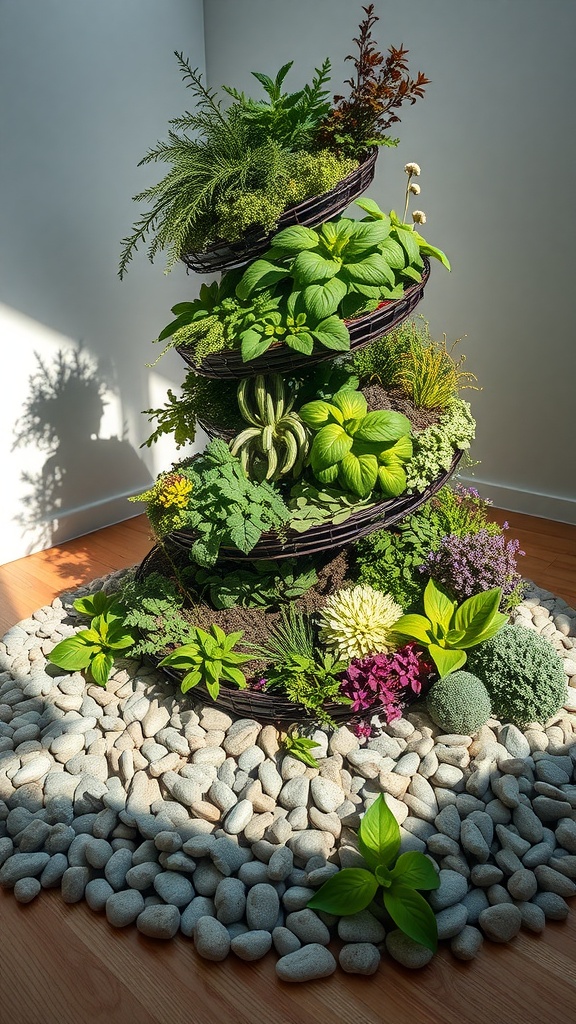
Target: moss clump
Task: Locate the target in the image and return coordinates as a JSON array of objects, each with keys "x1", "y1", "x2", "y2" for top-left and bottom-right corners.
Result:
[
  {"x1": 466, "y1": 624, "x2": 567, "y2": 728},
  {"x1": 427, "y1": 671, "x2": 491, "y2": 734}
]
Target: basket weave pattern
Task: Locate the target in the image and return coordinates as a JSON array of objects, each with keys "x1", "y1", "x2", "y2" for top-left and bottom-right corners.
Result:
[{"x1": 180, "y1": 149, "x2": 378, "y2": 275}]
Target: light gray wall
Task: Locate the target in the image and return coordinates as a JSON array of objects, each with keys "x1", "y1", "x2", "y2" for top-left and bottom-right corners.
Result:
[
  {"x1": 204, "y1": 0, "x2": 576, "y2": 522},
  {"x1": 0, "y1": 0, "x2": 205, "y2": 564}
]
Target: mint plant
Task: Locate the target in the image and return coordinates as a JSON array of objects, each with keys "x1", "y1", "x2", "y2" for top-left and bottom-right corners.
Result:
[
  {"x1": 48, "y1": 595, "x2": 136, "y2": 687},
  {"x1": 159, "y1": 624, "x2": 250, "y2": 700},
  {"x1": 308, "y1": 794, "x2": 439, "y2": 951},
  {"x1": 299, "y1": 387, "x2": 412, "y2": 498},
  {"x1": 391, "y1": 578, "x2": 508, "y2": 677}
]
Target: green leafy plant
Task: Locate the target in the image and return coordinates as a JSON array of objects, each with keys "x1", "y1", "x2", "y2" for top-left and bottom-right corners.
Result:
[
  {"x1": 192, "y1": 558, "x2": 317, "y2": 610},
  {"x1": 316, "y1": 5, "x2": 429, "y2": 157},
  {"x1": 391, "y1": 578, "x2": 508, "y2": 677},
  {"x1": 405, "y1": 398, "x2": 476, "y2": 494},
  {"x1": 308, "y1": 794, "x2": 439, "y2": 951},
  {"x1": 353, "y1": 484, "x2": 502, "y2": 610},
  {"x1": 288, "y1": 479, "x2": 376, "y2": 533},
  {"x1": 48, "y1": 599, "x2": 136, "y2": 687},
  {"x1": 159, "y1": 624, "x2": 250, "y2": 701},
  {"x1": 238, "y1": 289, "x2": 350, "y2": 362},
  {"x1": 118, "y1": 571, "x2": 193, "y2": 658},
  {"x1": 142, "y1": 372, "x2": 241, "y2": 449},
  {"x1": 299, "y1": 387, "x2": 412, "y2": 498},
  {"x1": 223, "y1": 59, "x2": 332, "y2": 150},
  {"x1": 230, "y1": 374, "x2": 310, "y2": 479},
  {"x1": 247, "y1": 604, "x2": 350, "y2": 724},
  {"x1": 354, "y1": 197, "x2": 450, "y2": 273},
  {"x1": 131, "y1": 440, "x2": 290, "y2": 565},
  {"x1": 282, "y1": 731, "x2": 322, "y2": 768}
]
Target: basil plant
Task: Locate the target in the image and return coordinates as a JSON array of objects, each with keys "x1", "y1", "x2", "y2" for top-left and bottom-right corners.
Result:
[
  {"x1": 48, "y1": 591, "x2": 136, "y2": 687},
  {"x1": 299, "y1": 387, "x2": 412, "y2": 498},
  {"x1": 308, "y1": 794, "x2": 440, "y2": 951},
  {"x1": 391, "y1": 578, "x2": 508, "y2": 677}
]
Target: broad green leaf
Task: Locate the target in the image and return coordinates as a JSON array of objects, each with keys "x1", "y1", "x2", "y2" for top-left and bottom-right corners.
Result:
[
  {"x1": 311, "y1": 317, "x2": 350, "y2": 351},
  {"x1": 299, "y1": 400, "x2": 342, "y2": 428},
  {"x1": 320, "y1": 218, "x2": 354, "y2": 247},
  {"x1": 236, "y1": 260, "x2": 289, "y2": 300},
  {"x1": 285, "y1": 330, "x2": 314, "y2": 355},
  {"x1": 383, "y1": 885, "x2": 438, "y2": 952},
  {"x1": 315, "y1": 463, "x2": 339, "y2": 484},
  {"x1": 384, "y1": 434, "x2": 413, "y2": 462},
  {"x1": 428, "y1": 644, "x2": 467, "y2": 677},
  {"x1": 358, "y1": 794, "x2": 401, "y2": 870},
  {"x1": 307, "y1": 868, "x2": 379, "y2": 915},
  {"x1": 452, "y1": 588, "x2": 503, "y2": 644},
  {"x1": 417, "y1": 240, "x2": 451, "y2": 271},
  {"x1": 394, "y1": 226, "x2": 420, "y2": 263},
  {"x1": 331, "y1": 389, "x2": 367, "y2": 421},
  {"x1": 205, "y1": 678, "x2": 220, "y2": 701},
  {"x1": 446, "y1": 628, "x2": 466, "y2": 646},
  {"x1": 157, "y1": 312, "x2": 195, "y2": 343},
  {"x1": 338, "y1": 452, "x2": 378, "y2": 498},
  {"x1": 73, "y1": 592, "x2": 112, "y2": 618},
  {"x1": 354, "y1": 197, "x2": 390, "y2": 224},
  {"x1": 424, "y1": 579, "x2": 457, "y2": 632},
  {"x1": 375, "y1": 864, "x2": 393, "y2": 888},
  {"x1": 210, "y1": 623, "x2": 227, "y2": 647},
  {"x1": 343, "y1": 254, "x2": 395, "y2": 287},
  {"x1": 89, "y1": 651, "x2": 114, "y2": 687},
  {"x1": 389, "y1": 852, "x2": 441, "y2": 891},
  {"x1": 461, "y1": 610, "x2": 509, "y2": 648},
  {"x1": 171, "y1": 301, "x2": 198, "y2": 315},
  {"x1": 270, "y1": 225, "x2": 319, "y2": 252},
  {"x1": 380, "y1": 237, "x2": 406, "y2": 269},
  {"x1": 354, "y1": 410, "x2": 411, "y2": 443},
  {"x1": 48, "y1": 636, "x2": 93, "y2": 672},
  {"x1": 377, "y1": 460, "x2": 407, "y2": 497},
  {"x1": 180, "y1": 669, "x2": 202, "y2": 693},
  {"x1": 159, "y1": 645, "x2": 201, "y2": 669},
  {"x1": 292, "y1": 250, "x2": 340, "y2": 284},
  {"x1": 401, "y1": 265, "x2": 423, "y2": 283},
  {"x1": 390, "y1": 614, "x2": 432, "y2": 646},
  {"x1": 310, "y1": 424, "x2": 353, "y2": 471},
  {"x1": 228, "y1": 515, "x2": 261, "y2": 554},
  {"x1": 345, "y1": 220, "x2": 391, "y2": 255},
  {"x1": 221, "y1": 665, "x2": 247, "y2": 688},
  {"x1": 302, "y1": 277, "x2": 347, "y2": 319},
  {"x1": 241, "y1": 329, "x2": 272, "y2": 363}
]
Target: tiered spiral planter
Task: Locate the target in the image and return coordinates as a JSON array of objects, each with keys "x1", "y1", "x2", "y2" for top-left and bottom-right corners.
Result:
[{"x1": 135, "y1": 158, "x2": 466, "y2": 724}]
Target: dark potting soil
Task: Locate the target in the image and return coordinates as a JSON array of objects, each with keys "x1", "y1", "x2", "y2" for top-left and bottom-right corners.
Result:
[{"x1": 361, "y1": 383, "x2": 443, "y2": 432}]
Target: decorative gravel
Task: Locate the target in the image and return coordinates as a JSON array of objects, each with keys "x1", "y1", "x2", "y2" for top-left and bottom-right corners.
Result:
[{"x1": 0, "y1": 572, "x2": 575, "y2": 982}]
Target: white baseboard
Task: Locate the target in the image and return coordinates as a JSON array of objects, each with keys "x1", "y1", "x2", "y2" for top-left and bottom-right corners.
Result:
[{"x1": 457, "y1": 474, "x2": 576, "y2": 525}]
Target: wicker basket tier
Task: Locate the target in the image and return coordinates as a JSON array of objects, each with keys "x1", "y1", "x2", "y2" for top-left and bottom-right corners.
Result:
[
  {"x1": 177, "y1": 258, "x2": 430, "y2": 381},
  {"x1": 166, "y1": 449, "x2": 462, "y2": 562},
  {"x1": 180, "y1": 149, "x2": 378, "y2": 276}
]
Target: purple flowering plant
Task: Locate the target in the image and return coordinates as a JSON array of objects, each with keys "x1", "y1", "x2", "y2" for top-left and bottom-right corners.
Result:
[
  {"x1": 419, "y1": 527, "x2": 526, "y2": 611},
  {"x1": 340, "y1": 642, "x2": 434, "y2": 721}
]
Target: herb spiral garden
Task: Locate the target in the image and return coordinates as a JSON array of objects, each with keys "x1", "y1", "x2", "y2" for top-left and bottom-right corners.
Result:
[{"x1": 2, "y1": 6, "x2": 575, "y2": 985}]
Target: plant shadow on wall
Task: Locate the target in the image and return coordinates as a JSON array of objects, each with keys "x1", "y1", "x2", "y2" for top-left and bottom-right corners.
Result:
[{"x1": 12, "y1": 348, "x2": 153, "y2": 565}]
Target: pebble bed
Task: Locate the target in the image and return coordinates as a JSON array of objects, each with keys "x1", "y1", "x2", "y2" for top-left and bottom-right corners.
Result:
[{"x1": 1, "y1": 572, "x2": 575, "y2": 982}]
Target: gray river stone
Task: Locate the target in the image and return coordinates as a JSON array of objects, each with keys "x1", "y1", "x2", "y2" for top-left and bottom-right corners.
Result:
[
  {"x1": 40, "y1": 853, "x2": 69, "y2": 888},
  {"x1": 276, "y1": 944, "x2": 337, "y2": 982},
  {"x1": 272, "y1": 925, "x2": 301, "y2": 956},
  {"x1": 154, "y1": 870, "x2": 195, "y2": 907},
  {"x1": 337, "y1": 909, "x2": 386, "y2": 944},
  {"x1": 85, "y1": 878, "x2": 115, "y2": 911},
  {"x1": 231, "y1": 929, "x2": 272, "y2": 961},
  {"x1": 245, "y1": 883, "x2": 279, "y2": 931},
  {"x1": 137, "y1": 904, "x2": 180, "y2": 939},
  {"x1": 534, "y1": 864, "x2": 576, "y2": 898},
  {"x1": 450, "y1": 925, "x2": 484, "y2": 961},
  {"x1": 531, "y1": 891, "x2": 570, "y2": 920},
  {"x1": 339, "y1": 943, "x2": 381, "y2": 975},
  {"x1": 0, "y1": 852, "x2": 50, "y2": 886},
  {"x1": 428, "y1": 870, "x2": 469, "y2": 911},
  {"x1": 61, "y1": 865, "x2": 90, "y2": 903},
  {"x1": 506, "y1": 868, "x2": 538, "y2": 901},
  {"x1": 385, "y1": 930, "x2": 434, "y2": 969},
  {"x1": 13, "y1": 876, "x2": 42, "y2": 903},
  {"x1": 286, "y1": 909, "x2": 330, "y2": 945},
  {"x1": 180, "y1": 896, "x2": 216, "y2": 937},
  {"x1": 434, "y1": 903, "x2": 468, "y2": 940},
  {"x1": 214, "y1": 876, "x2": 246, "y2": 925},
  {"x1": 106, "y1": 888, "x2": 146, "y2": 927},
  {"x1": 194, "y1": 916, "x2": 231, "y2": 961},
  {"x1": 478, "y1": 904, "x2": 522, "y2": 942}
]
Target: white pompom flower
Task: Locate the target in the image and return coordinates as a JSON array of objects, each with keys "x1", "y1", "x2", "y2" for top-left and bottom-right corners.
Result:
[
  {"x1": 404, "y1": 162, "x2": 421, "y2": 176},
  {"x1": 412, "y1": 210, "x2": 427, "y2": 224},
  {"x1": 409, "y1": 182, "x2": 421, "y2": 195},
  {"x1": 318, "y1": 585, "x2": 404, "y2": 661}
]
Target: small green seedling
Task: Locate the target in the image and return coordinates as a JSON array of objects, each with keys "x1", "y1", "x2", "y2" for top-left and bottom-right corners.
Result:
[
  {"x1": 308, "y1": 793, "x2": 440, "y2": 951},
  {"x1": 159, "y1": 624, "x2": 249, "y2": 700},
  {"x1": 48, "y1": 602, "x2": 136, "y2": 687},
  {"x1": 282, "y1": 731, "x2": 321, "y2": 768}
]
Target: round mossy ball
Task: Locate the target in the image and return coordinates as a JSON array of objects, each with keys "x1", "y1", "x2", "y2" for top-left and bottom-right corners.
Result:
[
  {"x1": 466, "y1": 624, "x2": 567, "y2": 728},
  {"x1": 427, "y1": 671, "x2": 492, "y2": 734}
]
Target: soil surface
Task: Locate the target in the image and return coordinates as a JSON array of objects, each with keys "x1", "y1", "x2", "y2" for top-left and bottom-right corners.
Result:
[{"x1": 361, "y1": 383, "x2": 442, "y2": 432}]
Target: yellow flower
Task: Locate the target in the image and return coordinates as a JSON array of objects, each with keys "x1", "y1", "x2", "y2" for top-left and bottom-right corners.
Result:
[
  {"x1": 157, "y1": 473, "x2": 193, "y2": 509},
  {"x1": 318, "y1": 585, "x2": 403, "y2": 660},
  {"x1": 412, "y1": 210, "x2": 427, "y2": 224},
  {"x1": 404, "y1": 162, "x2": 421, "y2": 176}
]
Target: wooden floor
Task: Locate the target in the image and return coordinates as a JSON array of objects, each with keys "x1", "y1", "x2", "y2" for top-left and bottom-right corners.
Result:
[{"x1": 0, "y1": 511, "x2": 575, "y2": 1024}]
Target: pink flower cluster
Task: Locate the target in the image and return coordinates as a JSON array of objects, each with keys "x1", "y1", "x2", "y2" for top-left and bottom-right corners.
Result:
[{"x1": 341, "y1": 643, "x2": 434, "y2": 721}]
